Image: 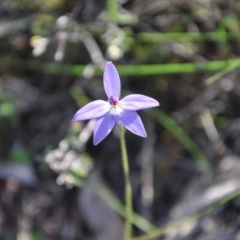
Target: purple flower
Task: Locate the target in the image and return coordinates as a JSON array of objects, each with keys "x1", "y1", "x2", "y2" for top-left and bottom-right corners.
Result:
[{"x1": 73, "y1": 62, "x2": 159, "y2": 145}]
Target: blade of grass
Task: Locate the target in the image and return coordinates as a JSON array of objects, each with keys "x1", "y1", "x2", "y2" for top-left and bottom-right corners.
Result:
[
  {"x1": 137, "y1": 31, "x2": 240, "y2": 43},
  {"x1": 27, "y1": 59, "x2": 240, "y2": 76},
  {"x1": 205, "y1": 59, "x2": 240, "y2": 85},
  {"x1": 132, "y1": 190, "x2": 240, "y2": 240},
  {"x1": 92, "y1": 182, "x2": 158, "y2": 234},
  {"x1": 149, "y1": 109, "x2": 212, "y2": 175}
]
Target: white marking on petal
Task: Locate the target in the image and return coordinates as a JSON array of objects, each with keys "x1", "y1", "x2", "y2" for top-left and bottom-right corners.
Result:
[{"x1": 109, "y1": 106, "x2": 123, "y2": 116}]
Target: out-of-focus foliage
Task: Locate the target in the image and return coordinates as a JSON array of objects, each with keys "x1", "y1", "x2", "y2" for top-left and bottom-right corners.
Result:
[{"x1": 0, "y1": 90, "x2": 17, "y2": 122}]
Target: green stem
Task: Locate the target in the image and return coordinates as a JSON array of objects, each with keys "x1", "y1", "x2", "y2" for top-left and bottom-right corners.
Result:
[
  {"x1": 107, "y1": 0, "x2": 118, "y2": 21},
  {"x1": 119, "y1": 124, "x2": 132, "y2": 239}
]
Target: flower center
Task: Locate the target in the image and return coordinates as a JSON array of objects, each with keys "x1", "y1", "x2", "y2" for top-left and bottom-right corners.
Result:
[
  {"x1": 109, "y1": 96, "x2": 118, "y2": 108},
  {"x1": 109, "y1": 96, "x2": 122, "y2": 117}
]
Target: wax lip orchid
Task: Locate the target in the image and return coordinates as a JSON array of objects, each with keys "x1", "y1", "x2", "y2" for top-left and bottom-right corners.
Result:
[{"x1": 73, "y1": 62, "x2": 160, "y2": 145}]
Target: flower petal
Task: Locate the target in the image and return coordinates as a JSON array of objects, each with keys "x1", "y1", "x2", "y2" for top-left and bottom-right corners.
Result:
[
  {"x1": 103, "y1": 62, "x2": 121, "y2": 99},
  {"x1": 121, "y1": 110, "x2": 147, "y2": 137},
  {"x1": 120, "y1": 94, "x2": 159, "y2": 111},
  {"x1": 73, "y1": 100, "x2": 110, "y2": 121},
  {"x1": 93, "y1": 113, "x2": 115, "y2": 145}
]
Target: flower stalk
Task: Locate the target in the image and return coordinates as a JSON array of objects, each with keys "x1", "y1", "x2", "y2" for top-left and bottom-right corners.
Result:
[
  {"x1": 73, "y1": 61, "x2": 159, "y2": 238},
  {"x1": 119, "y1": 123, "x2": 132, "y2": 239}
]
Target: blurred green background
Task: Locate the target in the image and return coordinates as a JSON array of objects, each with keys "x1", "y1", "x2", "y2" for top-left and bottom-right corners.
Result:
[{"x1": 1, "y1": 0, "x2": 240, "y2": 239}]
